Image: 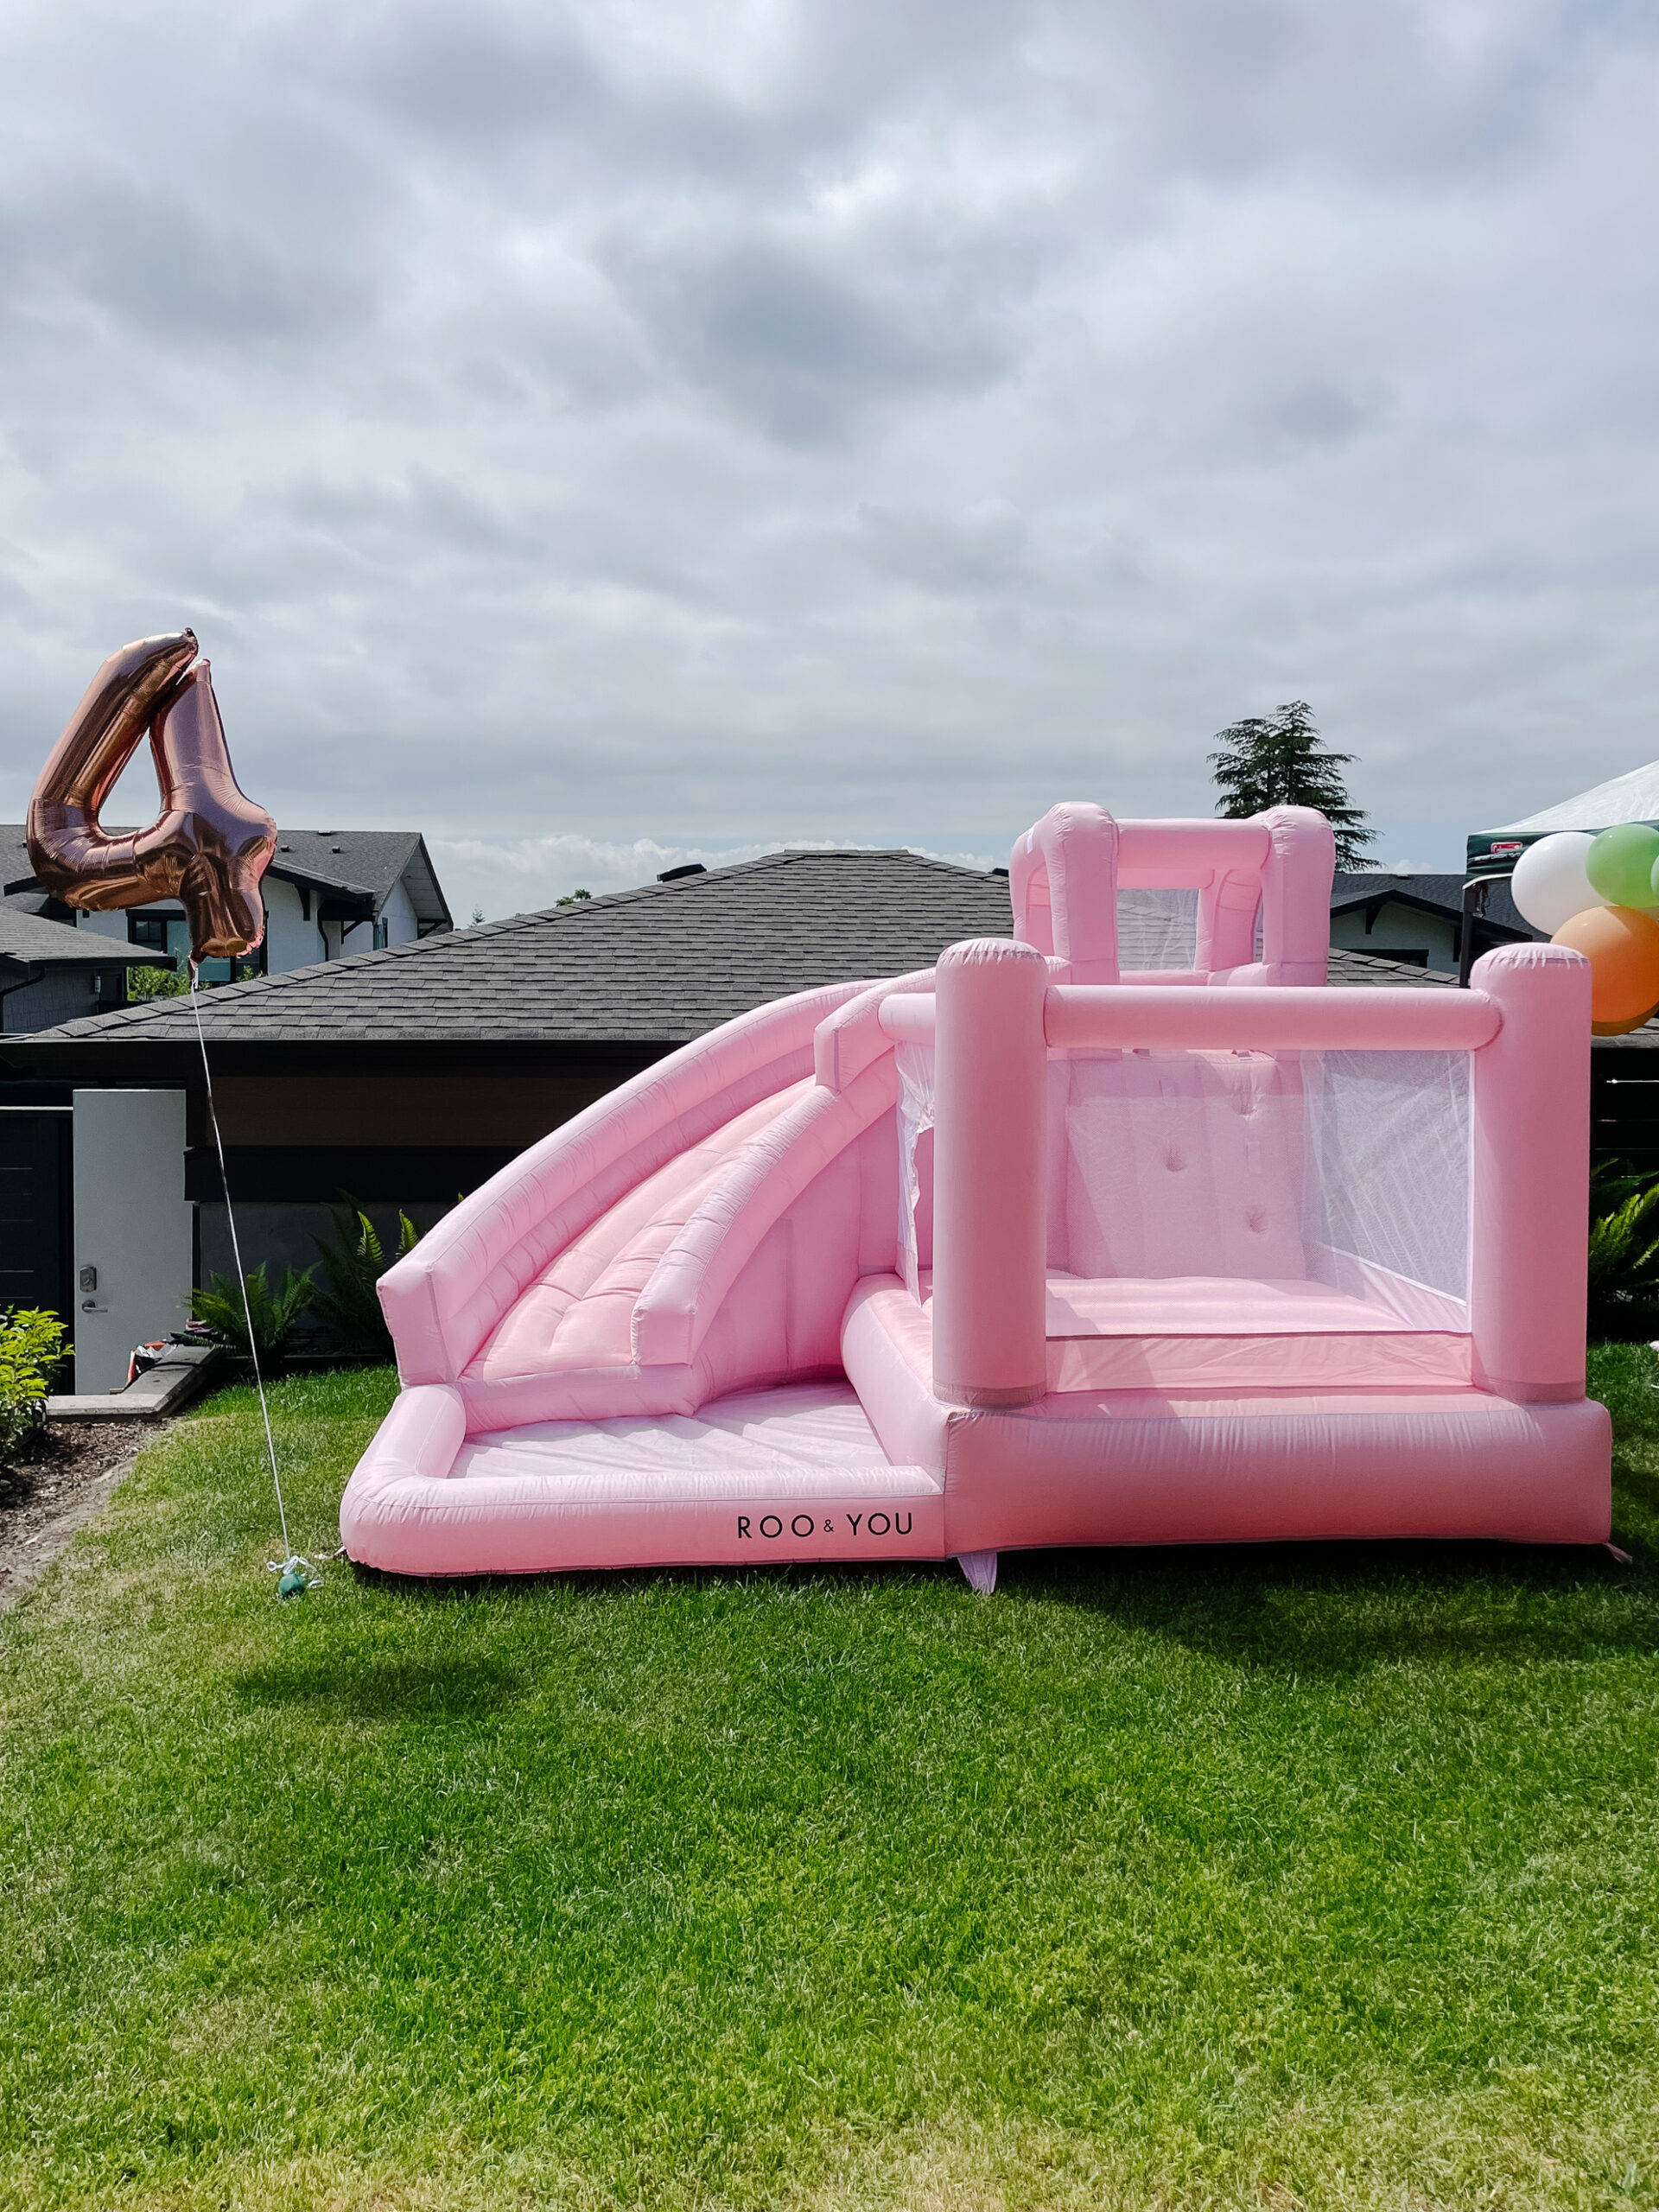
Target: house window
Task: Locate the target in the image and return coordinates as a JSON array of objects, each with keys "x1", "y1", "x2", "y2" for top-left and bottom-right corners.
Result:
[
  {"x1": 128, "y1": 912, "x2": 196, "y2": 970},
  {"x1": 373, "y1": 918, "x2": 389, "y2": 950},
  {"x1": 126, "y1": 909, "x2": 257, "y2": 984}
]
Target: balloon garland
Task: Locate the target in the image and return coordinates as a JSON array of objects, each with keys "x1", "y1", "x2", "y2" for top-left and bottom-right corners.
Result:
[{"x1": 1511, "y1": 824, "x2": 1659, "y2": 1034}]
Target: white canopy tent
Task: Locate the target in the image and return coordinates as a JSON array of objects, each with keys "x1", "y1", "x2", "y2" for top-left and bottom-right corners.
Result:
[
  {"x1": 1469, "y1": 761, "x2": 1659, "y2": 891},
  {"x1": 1492, "y1": 761, "x2": 1659, "y2": 835}
]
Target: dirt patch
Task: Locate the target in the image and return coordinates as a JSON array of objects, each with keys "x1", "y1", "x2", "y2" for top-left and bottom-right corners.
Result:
[{"x1": 0, "y1": 1418, "x2": 159, "y2": 1613}]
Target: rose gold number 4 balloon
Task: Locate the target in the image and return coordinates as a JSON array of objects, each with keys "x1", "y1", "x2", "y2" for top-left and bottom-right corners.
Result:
[{"x1": 27, "y1": 631, "x2": 276, "y2": 966}]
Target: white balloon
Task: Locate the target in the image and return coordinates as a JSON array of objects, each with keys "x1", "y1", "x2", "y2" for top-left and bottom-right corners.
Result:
[{"x1": 1510, "y1": 832, "x2": 1605, "y2": 934}]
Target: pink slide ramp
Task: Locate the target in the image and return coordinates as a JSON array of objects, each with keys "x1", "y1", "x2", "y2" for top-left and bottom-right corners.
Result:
[{"x1": 341, "y1": 802, "x2": 1611, "y2": 1582}]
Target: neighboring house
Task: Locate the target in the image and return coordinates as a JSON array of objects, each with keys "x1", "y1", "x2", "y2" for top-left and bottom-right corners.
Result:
[
  {"x1": 1328, "y1": 871, "x2": 1536, "y2": 975},
  {"x1": 0, "y1": 901, "x2": 153, "y2": 1033},
  {"x1": 2, "y1": 848, "x2": 1457, "y2": 1390},
  {"x1": 1, "y1": 824, "x2": 452, "y2": 981}
]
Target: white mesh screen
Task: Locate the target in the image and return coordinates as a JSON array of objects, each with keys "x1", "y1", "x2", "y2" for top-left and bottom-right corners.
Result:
[
  {"x1": 1055, "y1": 1047, "x2": 1469, "y2": 1325},
  {"x1": 894, "y1": 1040, "x2": 935, "y2": 1297},
  {"x1": 892, "y1": 1033, "x2": 1470, "y2": 1330},
  {"x1": 1298, "y1": 1049, "x2": 1470, "y2": 1313},
  {"x1": 1118, "y1": 888, "x2": 1199, "y2": 971}
]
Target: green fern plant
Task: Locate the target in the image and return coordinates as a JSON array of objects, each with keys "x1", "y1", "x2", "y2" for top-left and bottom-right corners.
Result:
[
  {"x1": 1588, "y1": 1160, "x2": 1659, "y2": 1333},
  {"x1": 309, "y1": 1198, "x2": 419, "y2": 1357},
  {"x1": 186, "y1": 1265, "x2": 315, "y2": 1368}
]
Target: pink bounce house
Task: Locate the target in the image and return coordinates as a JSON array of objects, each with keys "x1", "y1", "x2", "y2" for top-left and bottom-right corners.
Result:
[{"x1": 341, "y1": 804, "x2": 1611, "y2": 1589}]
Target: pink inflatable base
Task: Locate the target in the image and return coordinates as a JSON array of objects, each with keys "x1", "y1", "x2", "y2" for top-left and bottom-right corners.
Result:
[
  {"x1": 340, "y1": 1364, "x2": 1611, "y2": 1580},
  {"x1": 845, "y1": 1275, "x2": 1611, "y2": 1554},
  {"x1": 340, "y1": 1382, "x2": 946, "y2": 1576},
  {"x1": 341, "y1": 803, "x2": 1613, "y2": 1583}
]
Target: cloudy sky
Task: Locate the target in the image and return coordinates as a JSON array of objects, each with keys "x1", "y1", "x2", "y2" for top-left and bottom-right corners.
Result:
[{"x1": 3, "y1": 0, "x2": 1656, "y2": 917}]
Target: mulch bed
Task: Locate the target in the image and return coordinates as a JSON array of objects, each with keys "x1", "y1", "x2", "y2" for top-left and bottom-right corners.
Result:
[{"x1": 0, "y1": 1419, "x2": 156, "y2": 1613}]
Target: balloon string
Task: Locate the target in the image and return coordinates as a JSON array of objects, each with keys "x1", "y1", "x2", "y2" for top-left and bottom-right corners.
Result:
[{"x1": 188, "y1": 967, "x2": 290, "y2": 1558}]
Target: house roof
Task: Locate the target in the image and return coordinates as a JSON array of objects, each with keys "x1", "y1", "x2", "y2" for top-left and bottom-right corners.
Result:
[
  {"x1": 1490, "y1": 762, "x2": 1659, "y2": 836},
  {"x1": 0, "y1": 901, "x2": 153, "y2": 969},
  {"x1": 264, "y1": 829, "x2": 451, "y2": 928},
  {"x1": 1331, "y1": 871, "x2": 1536, "y2": 939},
  {"x1": 0, "y1": 825, "x2": 58, "y2": 915},
  {"x1": 1, "y1": 823, "x2": 452, "y2": 931},
  {"x1": 3, "y1": 848, "x2": 1454, "y2": 1065}
]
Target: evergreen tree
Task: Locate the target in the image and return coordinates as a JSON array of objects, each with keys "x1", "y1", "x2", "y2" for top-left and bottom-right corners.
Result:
[{"x1": 1208, "y1": 700, "x2": 1376, "y2": 868}]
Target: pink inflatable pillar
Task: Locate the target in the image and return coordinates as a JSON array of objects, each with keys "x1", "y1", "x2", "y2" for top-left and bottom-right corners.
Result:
[
  {"x1": 931, "y1": 938, "x2": 1048, "y2": 1407},
  {"x1": 1257, "y1": 806, "x2": 1335, "y2": 984},
  {"x1": 1469, "y1": 943, "x2": 1592, "y2": 1403},
  {"x1": 1010, "y1": 803, "x2": 1120, "y2": 981}
]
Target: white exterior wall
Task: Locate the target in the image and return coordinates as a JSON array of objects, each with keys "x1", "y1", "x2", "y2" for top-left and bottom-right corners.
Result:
[
  {"x1": 72, "y1": 1089, "x2": 193, "y2": 1393},
  {"x1": 60, "y1": 882, "x2": 346, "y2": 973},
  {"x1": 379, "y1": 875, "x2": 420, "y2": 946},
  {"x1": 41, "y1": 867, "x2": 429, "y2": 972},
  {"x1": 261, "y1": 875, "x2": 326, "y2": 974},
  {"x1": 264, "y1": 872, "x2": 424, "y2": 967},
  {"x1": 76, "y1": 886, "x2": 328, "y2": 975}
]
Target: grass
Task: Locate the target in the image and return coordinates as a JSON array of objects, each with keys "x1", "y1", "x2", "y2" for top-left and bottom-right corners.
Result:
[{"x1": 3, "y1": 1355, "x2": 1659, "y2": 2210}]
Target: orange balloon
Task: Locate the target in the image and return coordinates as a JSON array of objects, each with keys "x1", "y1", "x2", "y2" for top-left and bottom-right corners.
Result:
[{"x1": 1553, "y1": 904, "x2": 1659, "y2": 1034}]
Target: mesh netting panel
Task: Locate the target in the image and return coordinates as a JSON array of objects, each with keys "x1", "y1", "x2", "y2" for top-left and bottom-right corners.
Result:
[
  {"x1": 894, "y1": 1039, "x2": 935, "y2": 1297},
  {"x1": 1057, "y1": 1047, "x2": 1470, "y2": 1320},
  {"x1": 1118, "y1": 888, "x2": 1199, "y2": 970},
  {"x1": 1299, "y1": 1049, "x2": 1470, "y2": 1307},
  {"x1": 894, "y1": 1035, "x2": 1470, "y2": 1324}
]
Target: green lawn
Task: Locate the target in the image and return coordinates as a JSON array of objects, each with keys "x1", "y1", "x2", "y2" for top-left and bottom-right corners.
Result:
[{"x1": 3, "y1": 1356, "x2": 1659, "y2": 2211}]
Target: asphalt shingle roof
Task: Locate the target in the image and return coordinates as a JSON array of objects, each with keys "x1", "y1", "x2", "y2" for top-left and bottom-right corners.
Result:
[
  {"x1": 18, "y1": 849, "x2": 1451, "y2": 1052},
  {"x1": 0, "y1": 902, "x2": 153, "y2": 968}
]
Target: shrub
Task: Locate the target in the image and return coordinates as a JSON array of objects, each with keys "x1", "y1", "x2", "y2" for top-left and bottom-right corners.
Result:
[
  {"x1": 309, "y1": 1198, "x2": 420, "y2": 1358},
  {"x1": 186, "y1": 1265, "x2": 315, "y2": 1370},
  {"x1": 127, "y1": 963, "x2": 189, "y2": 1001},
  {"x1": 0, "y1": 1306, "x2": 70, "y2": 1464}
]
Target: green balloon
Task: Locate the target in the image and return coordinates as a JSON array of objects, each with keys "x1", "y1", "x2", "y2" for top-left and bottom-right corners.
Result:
[{"x1": 1586, "y1": 823, "x2": 1659, "y2": 909}]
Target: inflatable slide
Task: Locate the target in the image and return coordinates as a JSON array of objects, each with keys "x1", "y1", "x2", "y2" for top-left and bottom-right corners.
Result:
[{"x1": 340, "y1": 803, "x2": 1611, "y2": 1586}]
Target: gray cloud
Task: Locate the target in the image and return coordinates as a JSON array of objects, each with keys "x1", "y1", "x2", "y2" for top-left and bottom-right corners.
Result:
[{"x1": 2, "y1": 0, "x2": 1658, "y2": 911}]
